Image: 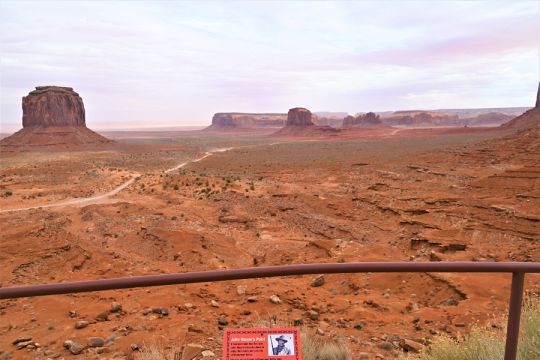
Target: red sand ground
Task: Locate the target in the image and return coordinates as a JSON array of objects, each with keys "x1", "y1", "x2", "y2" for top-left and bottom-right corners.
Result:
[{"x1": 0, "y1": 125, "x2": 539, "y2": 359}]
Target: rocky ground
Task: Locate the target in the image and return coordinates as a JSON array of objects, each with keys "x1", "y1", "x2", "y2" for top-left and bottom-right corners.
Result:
[{"x1": 0, "y1": 126, "x2": 539, "y2": 360}]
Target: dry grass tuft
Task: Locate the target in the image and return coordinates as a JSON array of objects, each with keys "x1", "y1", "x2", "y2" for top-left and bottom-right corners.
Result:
[
  {"x1": 137, "y1": 343, "x2": 181, "y2": 360},
  {"x1": 412, "y1": 298, "x2": 540, "y2": 360}
]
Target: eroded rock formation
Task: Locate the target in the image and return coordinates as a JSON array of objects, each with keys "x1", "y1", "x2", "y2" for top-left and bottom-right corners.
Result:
[
  {"x1": 343, "y1": 112, "x2": 382, "y2": 127},
  {"x1": 286, "y1": 107, "x2": 314, "y2": 126},
  {"x1": 273, "y1": 107, "x2": 340, "y2": 137},
  {"x1": 207, "y1": 113, "x2": 286, "y2": 130},
  {"x1": 0, "y1": 86, "x2": 112, "y2": 149},
  {"x1": 22, "y1": 86, "x2": 85, "y2": 127}
]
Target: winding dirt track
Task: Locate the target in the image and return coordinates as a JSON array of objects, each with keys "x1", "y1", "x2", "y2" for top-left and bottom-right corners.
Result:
[{"x1": 0, "y1": 146, "x2": 237, "y2": 213}]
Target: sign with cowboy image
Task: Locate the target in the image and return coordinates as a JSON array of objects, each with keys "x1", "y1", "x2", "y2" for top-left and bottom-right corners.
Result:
[
  {"x1": 268, "y1": 334, "x2": 294, "y2": 356},
  {"x1": 223, "y1": 327, "x2": 302, "y2": 359}
]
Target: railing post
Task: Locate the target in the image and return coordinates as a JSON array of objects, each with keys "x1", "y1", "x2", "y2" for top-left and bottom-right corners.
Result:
[{"x1": 504, "y1": 272, "x2": 525, "y2": 360}]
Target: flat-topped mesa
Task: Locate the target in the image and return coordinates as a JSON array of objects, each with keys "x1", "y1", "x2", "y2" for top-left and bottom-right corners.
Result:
[
  {"x1": 286, "y1": 107, "x2": 314, "y2": 126},
  {"x1": 1, "y1": 85, "x2": 112, "y2": 149},
  {"x1": 209, "y1": 113, "x2": 287, "y2": 129},
  {"x1": 22, "y1": 86, "x2": 85, "y2": 127}
]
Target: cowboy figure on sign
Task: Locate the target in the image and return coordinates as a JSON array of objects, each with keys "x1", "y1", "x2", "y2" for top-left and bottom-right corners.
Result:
[{"x1": 272, "y1": 335, "x2": 292, "y2": 355}]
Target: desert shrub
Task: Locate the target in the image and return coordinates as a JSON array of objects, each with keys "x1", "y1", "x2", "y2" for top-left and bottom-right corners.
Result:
[
  {"x1": 316, "y1": 341, "x2": 351, "y2": 360},
  {"x1": 413, "y1": 299, "x2": 540, "y2": 360}
]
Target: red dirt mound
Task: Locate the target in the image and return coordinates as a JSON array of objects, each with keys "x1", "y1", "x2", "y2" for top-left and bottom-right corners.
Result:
[{"x1": 500, "y1": 107, "x2": 540, "y2": 131}]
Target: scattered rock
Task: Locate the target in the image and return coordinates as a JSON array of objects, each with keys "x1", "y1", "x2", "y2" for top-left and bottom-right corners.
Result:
[
  {"x1": 75, "y1": 320, "x2": 89, "y2": 329},
  {"x1": 188, "y1": 325, "x2": 204, "y2": 333},
  {"x1": 152, "y1": 307, "x2": 169, "y2": 316},
  {"x1": 310, "y1": 275, "x2": 325, "y2": 287},
  {"x1": 440, "y1": 297, "x2": 459, "y2": 306},
  {"x1": 218, "y1": 316, "x2": 228, "y2": 326},
  {"x1": 359, "y1": 352, "x2": 369, "y2": 360},
  {"x1": 236, "y1": 285, "x2": 247, "y2": 295},
  {"x1": 210, "y1": 300, "x2": 220, "y2": 308},
  {"x1": 87, "y1": 337, "x2": 105, "y2": 348},
  {"x1": 11, "y1": 337, "x2": 32, "y2": 345},
  {"x1": 353, "y1": 321, "x2": 365, "y2": 330},
  {"x1": 400, "y1": 339, "x2": 424, "y2": 353},
  {"x1": 247, "y1": 296, "x2": 258, "y2": 303},
  {"x1": 307, "y1": 310, "x2": 319, "y2": 321},
  {"x1": 377, "y1": 342, "x2": 394, "y2": 351},
  {"x1": 64, "y1": 340, "x2": 85, "y2": 355},
  {"x1": 202, "y1": 350, "x2": 215, "y2": 357},
  {"x1": 182, "y1": 343, "x2": 204, "y2": 360},
  {"x1": 130, "y1": 343, "x2": 142, "y2": 352},
  {"x1": 15, "y1": 340, "x2": 33, "y2": 350},
  {"x1": 269, "y1": 295, "x2": 282, "y2": 304},
  {"x1": 110, "y1": 302, "x2": 122, "y2": 313},
  {"x1": 316, "y1": 328, "x2": 325, "y2": 336},
  {"x1": 95, "y1": 311, "x2": 109, "y2": 322}
]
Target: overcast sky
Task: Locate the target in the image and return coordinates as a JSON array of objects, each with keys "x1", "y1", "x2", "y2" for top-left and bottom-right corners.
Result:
[{"x1": 1, "y1": 1, "x2": 538, "y2": 131}]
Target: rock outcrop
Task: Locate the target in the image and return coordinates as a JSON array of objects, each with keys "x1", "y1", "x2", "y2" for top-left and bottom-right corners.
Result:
[
  {"x1": 206, "y1": 113, "x2": 286, "y2": 130},
  {"x1": 381, "y1": 111, "x2": 459, "y2": 127},
  {"x1": 273, "y1": 107, "x2": 341, "y2": 137},
  {"x1": 286, "y1": 107, "x2": 314, "y2": 126},
  {"x1": 343, "y1": 112, "x2": 382, "y2": 127},
  {"x1": 0, "y1": 86, "x2": 112, "y2": 150},
  {"x1": 22, "y1": 86, "x2": 86, "y2": 127}
]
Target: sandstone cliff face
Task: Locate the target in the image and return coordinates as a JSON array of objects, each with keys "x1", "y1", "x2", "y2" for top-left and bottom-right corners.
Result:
[
  {"x1": 286, "y1": 107, "x2": 314, "y2": 126},
  {"x1": 22, "y1": 86, "x2": 85, "y2": 127}
]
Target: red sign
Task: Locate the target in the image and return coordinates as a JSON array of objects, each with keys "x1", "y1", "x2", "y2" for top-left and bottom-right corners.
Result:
[{"x1": 223, "y1": 327, "x2": 302, "y2": 360}]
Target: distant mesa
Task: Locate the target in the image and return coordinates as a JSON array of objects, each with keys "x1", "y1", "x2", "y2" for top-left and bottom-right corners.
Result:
[
  {"x1": 0, "y1": 86, "x2": 112, "y2": 149},
  {"x1": 343, "y1": 112, "x2": 382, "y2": 127},
  {"x1": 286, "y1": 107, "x2": 314, "y2": 126},
  {"x1": 500, "y1": 82, "x2": 540, "y2": 131},
  {"x1": 205, "y1": 113, "x2": 286, "y2": 130},
  {"x1": 272, "y1": 107, "x2": 341, "y2": 137}
]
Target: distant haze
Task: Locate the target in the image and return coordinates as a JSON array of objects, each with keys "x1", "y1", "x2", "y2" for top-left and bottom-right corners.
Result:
[{"x1": 1, "y1": 1, "x2": 538, "y2": 132}]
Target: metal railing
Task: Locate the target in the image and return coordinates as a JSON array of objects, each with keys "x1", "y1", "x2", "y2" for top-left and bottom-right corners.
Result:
[{"x1": 1, "y1": 261, "x2": 539, "y2": 360}]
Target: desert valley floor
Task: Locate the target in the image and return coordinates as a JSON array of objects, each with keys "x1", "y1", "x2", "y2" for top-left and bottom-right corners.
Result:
[{"x1": 1, "y1": 126, "x2": 539, "y2": 359}]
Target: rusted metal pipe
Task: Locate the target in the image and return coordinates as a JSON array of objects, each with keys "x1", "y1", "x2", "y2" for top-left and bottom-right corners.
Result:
[
  {"x1": 504, "y1": 272, "x2": 525, "y2": 360},
  {"x1": 0, "y1": 261, "x2": 539, "y2": 299}
]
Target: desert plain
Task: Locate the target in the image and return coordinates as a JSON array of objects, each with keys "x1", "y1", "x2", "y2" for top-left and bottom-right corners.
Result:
[{"x1": 1, "y1": 115, "x2": 539, "y2": 359}]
